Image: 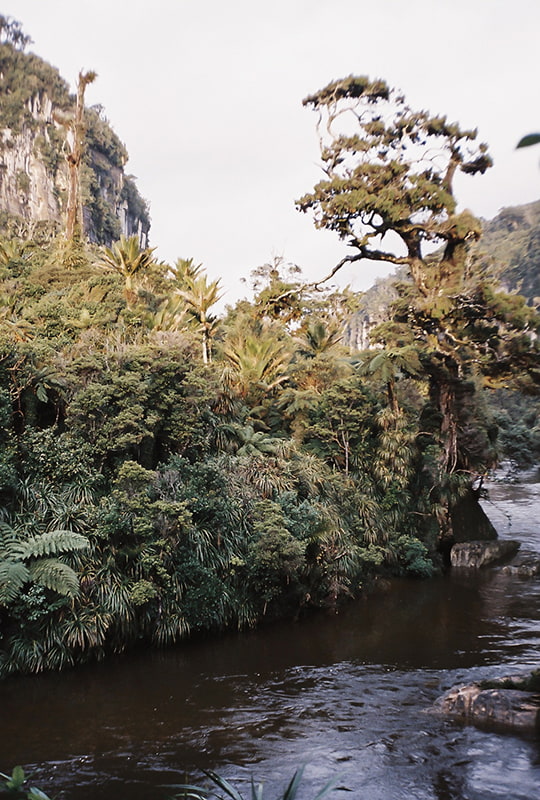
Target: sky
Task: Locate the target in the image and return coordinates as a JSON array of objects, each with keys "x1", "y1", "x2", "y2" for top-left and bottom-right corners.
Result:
[{"x1": 6, "y1": 0, "x2": 540, "y2": 308}]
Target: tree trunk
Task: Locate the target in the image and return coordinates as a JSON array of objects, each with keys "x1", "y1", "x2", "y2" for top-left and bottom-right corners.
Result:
[
  {"x1": 438, "y1": 379, "x2": 459, "y2": 475},
  {"x1": 65, "y1": 71, "x2": 96, "y2": 241}
]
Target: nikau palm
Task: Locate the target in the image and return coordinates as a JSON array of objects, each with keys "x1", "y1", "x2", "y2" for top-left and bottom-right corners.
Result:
[
  {"x1": 174, "y1": 269, "x2": 222, "y2": 364},
  {"x1": 96, "y1": 235, "x2": 157, "y2": 305}
]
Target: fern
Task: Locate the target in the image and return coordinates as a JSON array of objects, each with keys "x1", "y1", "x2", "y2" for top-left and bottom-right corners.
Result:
[
  {"x1": 0, "y1": 560, "x2": 30, "y2": 604},
  {"x1": 29, "y1": 559, "x2": 80, "y2": 597},
  {"x1": 17, "y1": 530, "x2": 90, "y2": 559}
]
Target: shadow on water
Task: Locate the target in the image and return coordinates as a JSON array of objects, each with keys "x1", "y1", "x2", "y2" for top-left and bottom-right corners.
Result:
[{"x1": 1, "y1": 478, "x2": 539, "y2": 799}]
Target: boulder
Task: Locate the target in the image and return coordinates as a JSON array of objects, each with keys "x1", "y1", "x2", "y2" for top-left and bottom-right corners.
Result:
[
  {"x1": 500, "y1": 554, "x2": 540, "y2": 577},
  {"x1": 432, "y1": 681, "x2": 540, "y2": 732},
  {"x1": 450, "y1": 488, "x2": 498, "y2": 542},
  {"x1": 450, "y1": 539, "x2": 520, "y2": 568}
]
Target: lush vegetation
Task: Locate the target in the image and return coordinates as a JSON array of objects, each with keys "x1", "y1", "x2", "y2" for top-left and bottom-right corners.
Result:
[
  {"x1": 0, "y1": 234, "x2": 447, "y2": 676},
  {"x1": 0, "y1": 27, "x2": 538, "y2": 677}
]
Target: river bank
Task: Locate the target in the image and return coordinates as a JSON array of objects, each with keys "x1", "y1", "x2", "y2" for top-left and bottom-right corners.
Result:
[{"x1": 0, "y1": 472, "x2": 539, "y2": 800}]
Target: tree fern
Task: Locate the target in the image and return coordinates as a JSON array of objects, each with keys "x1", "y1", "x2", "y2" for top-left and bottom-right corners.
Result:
[
  {"x1": 29, "y1": 559, "x2": 81, "y2": 597},
  {"x1": 16, "y1": 529, "x2": 89, "y2": 559},
  {"x1": 0, "y1": 527, "x2": 89, "y2": 604},
  {"x1": 0, "y1": 560, "x2": 30, "y2": 603}
]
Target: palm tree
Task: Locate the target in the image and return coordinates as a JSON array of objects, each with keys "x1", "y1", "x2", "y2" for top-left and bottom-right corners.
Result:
[
  {"x1": 213, "y1": 422, "x2": 292, "y2": 458},
  {"x1": 95, "y1": 235, "x2": 157, "y2": 305},
  {"x1": 221, "y1": 328, "x2": 292, "y2": 403},
  {"x1": 146, "y1": 295, "x2": 188, "y2": 333},
  {"x1": 170, "y1": 257, "x2": 205, "y2": 287},
  {"x1": 174, "y1": 270, "x2": 222, "y2": 364},
  {"x1": 295, "y1": 319, "x2": 344, "y2": 358}
]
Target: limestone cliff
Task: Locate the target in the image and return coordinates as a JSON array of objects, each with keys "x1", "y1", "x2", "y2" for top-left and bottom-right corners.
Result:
[{"x1": 0, "y1": 36, "x2": 150, "y2": 245}]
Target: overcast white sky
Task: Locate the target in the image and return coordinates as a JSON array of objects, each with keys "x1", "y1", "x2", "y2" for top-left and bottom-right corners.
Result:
[{"x1": 6, "y1": 0, "x2": 540, "y2": 306}]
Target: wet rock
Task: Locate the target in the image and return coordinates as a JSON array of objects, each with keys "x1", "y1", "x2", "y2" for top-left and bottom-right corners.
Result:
[
  {"x1": 500, "y1": 555, "x2": 540, "y2": 577},
  {"x1": 432, "y1": 681, "x2": 540, "y2": 732},
  {"x1": 450, "y1": 539, "x2": 520, "y2": 568},
  {"x1": 451, "y1": 489, "x2": 498, "y2": 542}
]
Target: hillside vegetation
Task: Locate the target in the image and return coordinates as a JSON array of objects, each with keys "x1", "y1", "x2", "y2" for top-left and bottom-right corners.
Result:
[{"x1": 0, "y1": 20, "x2": 539, "y2": 677}]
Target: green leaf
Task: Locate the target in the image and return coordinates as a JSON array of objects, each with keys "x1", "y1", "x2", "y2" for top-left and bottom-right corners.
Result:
[
  {"x1": 29, "y1": 559, "x2": 80, "y2": 597},
  {"x1": 516, "y1": 133, "x2": 540, "y2": 149},
  {"x1": 0, "y1": 560, "x2": 30, "y2": 604},
  {"x1": 250, "y1": 778, "x2": 264, "y2": 800},
  {"x1": 35, "y1": 384, "x2": 48, "y2": 403},
  {"x1": 27, "y1": 787, "x2": 52, "y2": 799},
  {"x1": 203, "y1": 770, "x2": 245, "y2": 800},
  {"x1": 16, "y1": 530, "x2": 89, "y2": 560},
  {"x1": 6, "y1": 765, "x2": 26, "y2": 790},
  {"x1": 282, "y1": 766, "x2": 305, "y2": 800}
]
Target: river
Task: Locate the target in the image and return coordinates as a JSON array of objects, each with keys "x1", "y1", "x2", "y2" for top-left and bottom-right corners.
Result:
[{"x1": 1, "y1": 473, "x2": 539, "y2": 800}]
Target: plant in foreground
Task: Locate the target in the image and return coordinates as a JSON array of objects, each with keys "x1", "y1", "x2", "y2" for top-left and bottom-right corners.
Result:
[
  {"x1": 170, "y1": 766, "x2": 340, "y2": 800},
  {"x1": 1, "y1": 765, "x2": 341, "y2": 800},
  {"x1": 0, "y1": 767, "x2": 51, "y2": 799}
]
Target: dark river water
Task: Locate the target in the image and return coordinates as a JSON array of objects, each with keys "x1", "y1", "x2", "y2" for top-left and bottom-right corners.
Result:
[{"x1": 1, "y1": 474, "x2": 539, "y2": 800}]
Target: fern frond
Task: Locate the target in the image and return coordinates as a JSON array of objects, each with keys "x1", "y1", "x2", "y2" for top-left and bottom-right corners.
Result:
[
  {"x1": 17, "y1": 530, "x2": 90, "y2": 559},
  {"x1": 0, "y1": 560, "x2": 30, "y2": 604},
  {"x1": 29, "y1": 559, "x2": 80, "y2": 597}
]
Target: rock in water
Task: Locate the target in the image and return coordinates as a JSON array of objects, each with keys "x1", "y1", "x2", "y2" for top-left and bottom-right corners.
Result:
[
  {"x1": 432, "y1": 682, "x2": 540, "y2": 732},
  {"x1": 450, "y1": 540, "x2": 520, "y2": 568}
]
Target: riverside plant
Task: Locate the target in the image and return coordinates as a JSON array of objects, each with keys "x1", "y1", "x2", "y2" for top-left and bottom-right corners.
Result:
[
  {"x1": 0, "y1": 767, "x2": 51, "y2": 799},
  {"x1": 170, "y1": 767, "x2": 339, "y2": 800},
  {"x1": 1, "y1": 766, "x2": 339, "y2": 800}
]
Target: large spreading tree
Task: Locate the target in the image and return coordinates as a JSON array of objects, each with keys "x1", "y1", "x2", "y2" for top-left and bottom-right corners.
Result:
[{"x1": 297, "y1": 76, "x2": 539, "y2": 541}]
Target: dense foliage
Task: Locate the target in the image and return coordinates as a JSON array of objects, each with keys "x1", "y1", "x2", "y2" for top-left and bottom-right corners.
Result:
[
  {"x1": 0, "y1": 233, "x2": 446, "y2": 676},
  {"x1": 0, "y1": 58, "x2": 538, "y2": 677}
]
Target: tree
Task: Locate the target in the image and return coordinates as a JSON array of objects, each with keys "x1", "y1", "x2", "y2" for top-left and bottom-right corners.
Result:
[
  {"x1": 297, "y1": 76, "x2": 491, "y2": 297},
  {"x1": 297, "y1": 75, "x2": 539, "y2": 540},
  {"x1": 358, "y1": 345, "x2": 422, "y2": 415},
  {"x1": 95, "y1": 234, "x2": 157, "y2": 305},
  {"x1": 221, "y1": 324, "x2": 292, "y2": 405},
  {"x1": 58, "y1": 70, "x2": 97, "y2": 241},
  {"x1": 173, "y1": 261, "x2": 222, "y2": 364},
  {"x1": 0, "y1": 16, "x2": 31, "y2": 50}
]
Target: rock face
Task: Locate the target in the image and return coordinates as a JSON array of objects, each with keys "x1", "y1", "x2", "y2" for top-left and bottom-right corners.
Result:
[
  {"x1": 0, "y1": 42, "x2": 150, "y2": 246},
  {"x1": 450, "y1": 539, "x2": 520, "y2": 568},
  {"x1": 432, "y1": 681, "x2": 540, "y2": 732}
]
